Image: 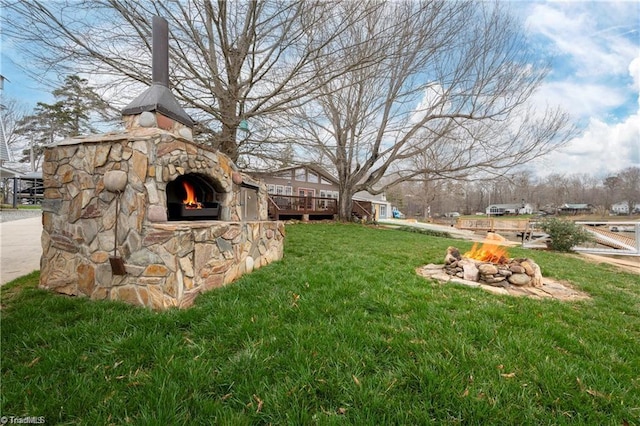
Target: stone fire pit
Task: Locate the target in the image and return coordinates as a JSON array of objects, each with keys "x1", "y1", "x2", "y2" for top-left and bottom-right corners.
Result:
[
  {"x1": 417, "y1": 242, "x2": 590, "y2": 301},
  {"x1": 443, "y1": 246, "x2": 543, "y2": 288}
]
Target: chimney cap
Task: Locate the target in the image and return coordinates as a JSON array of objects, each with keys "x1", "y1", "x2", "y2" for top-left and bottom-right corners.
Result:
[{"x1": 122, "y1": 83, "x2": 194, "y2": 127}]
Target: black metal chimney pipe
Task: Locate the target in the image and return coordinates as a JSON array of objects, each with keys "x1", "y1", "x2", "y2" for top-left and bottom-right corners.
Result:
[
  {"x1": 152, "y1": 16, "x2": 169, "y2": 87},
  {"x1": 121, "y1": 16, "x2": 193, "y2": 127}
]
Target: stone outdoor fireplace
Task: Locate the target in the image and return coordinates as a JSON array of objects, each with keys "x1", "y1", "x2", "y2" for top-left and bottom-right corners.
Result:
[{"x1": 39, "y1": 17, "x2": 284, "y2": 309}]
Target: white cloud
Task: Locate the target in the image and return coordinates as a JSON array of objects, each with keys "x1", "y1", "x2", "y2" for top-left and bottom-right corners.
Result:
[
  {"x1": 522, "y1": 1, "x2": 640, "y2": 178},
  {"x1": 630, "y1": 56, "x2": 640, "y2": 93},
  {"x1": 409, "y1": 84, "x2": 448, "y2": 125},
  {"x1": 531, "y1": 81, "x2": 627, "y2": 119},
  {"x1": 526, "y1": 2, "x2": 639, "y2": 79},
  {"x1": 536, "y1": 112, "x2": 640, "y2": 177}
]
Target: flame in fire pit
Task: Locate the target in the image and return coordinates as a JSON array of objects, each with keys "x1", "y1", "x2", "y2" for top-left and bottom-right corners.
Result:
[
  {"x1": 182, "y1": 181, "x2": 203, "y2": 209},
  {"x1": 464, "y1": 238, "x2": 509, "y2": 264}
]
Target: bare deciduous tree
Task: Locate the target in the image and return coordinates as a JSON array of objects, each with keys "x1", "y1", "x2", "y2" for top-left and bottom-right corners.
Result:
[
  {"x1": 0, "y1": 97, "x2": 29, "y2": 161},
  {"x1": 273, "y1": 1, "x2": 576, "y2": 220},
  {"x1": 618, "y1": 166, "x2": 640, "y2": 214},
  {"x1": 2, "y1": 0, "x2": 368, "y2": 162}
]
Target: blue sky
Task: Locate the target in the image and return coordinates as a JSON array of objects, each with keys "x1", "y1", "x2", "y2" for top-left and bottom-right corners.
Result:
[
  {"x1": 0, "y1": 51, "x2": 54, "y2": 107},
  {"x1": 514, "y1": 1, "x2": 640, "y2": 178},
  {"x1": 1, "y1": 1, "x2": 639, "y2": 179}
]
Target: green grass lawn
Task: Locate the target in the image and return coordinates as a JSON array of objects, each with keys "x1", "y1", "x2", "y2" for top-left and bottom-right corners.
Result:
[{"x1": 2, "y1": 223, "x2": 639, "y2": 425}]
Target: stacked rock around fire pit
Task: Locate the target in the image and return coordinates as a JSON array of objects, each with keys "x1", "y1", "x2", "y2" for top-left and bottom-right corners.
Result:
[{"x1": 444, "y1": 246, "x2": 542, "y2": 288}]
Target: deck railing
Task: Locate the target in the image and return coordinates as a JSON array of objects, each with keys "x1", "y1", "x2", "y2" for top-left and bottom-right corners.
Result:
[
  {"x1": 267, "y1": 195, "x2": 338, "y2": 219},
  {"x1": 574, "y1": 221, "x2": 639, "y2": 256},
  {"x1": 521, "y1": 220, "x2": 639, "y2": 256},
  {"x1": 456, "y1": 218, "x2": 529, "y2": 232},
  {"x1": 352, "y1": 200, "x2": 373, "y2": 219}
]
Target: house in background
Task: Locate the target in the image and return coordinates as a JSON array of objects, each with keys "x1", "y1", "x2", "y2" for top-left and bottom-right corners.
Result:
[
  {"x1": 611, "y1": 201, "x2": 640, "y2": 215},
  {"x1": 485, "y1": 203, "x2": 533, "y2": 216},
  {"x1": 558, "y1": 203, "x2": 594, "y2": 215},
  {"x1": 250, "y1": 166, "x2": 390, "y2": 221}
]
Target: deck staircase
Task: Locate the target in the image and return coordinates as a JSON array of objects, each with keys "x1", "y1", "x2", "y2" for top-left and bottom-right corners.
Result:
[{"x1": 581, "y1": 226, "x2": 637, "y2": 252}]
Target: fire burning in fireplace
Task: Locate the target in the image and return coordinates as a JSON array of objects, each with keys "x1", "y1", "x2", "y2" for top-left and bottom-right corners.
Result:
[
  {"x1": 166, "y1": 175, "x2": 221, "y2": 221},
  {"x1": 182, "y1": 181, "x2": 203, "y2": 209}
]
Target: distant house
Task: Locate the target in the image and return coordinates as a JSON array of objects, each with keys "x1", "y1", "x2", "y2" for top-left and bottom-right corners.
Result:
[
  {"x1": 250, "y1": 166, "x2": 390, "y2": 220},
  {"x1": 558, "y1": 203, "x2": 594, "y2": 215},
  {"x1": 485, "y1": 203, "x2": 533, "y2": 216},
  {"x1": 611, "y1": 201, "x2": 640, "y2": 215}
]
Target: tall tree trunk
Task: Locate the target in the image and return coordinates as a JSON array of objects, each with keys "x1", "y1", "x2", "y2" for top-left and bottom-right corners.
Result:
[
  {"x1": 338, "y1": 187, "x2": 353, "y2": 221},
  {"x1": 219, "y1": 122, "x2": 239, "y2": 162}
]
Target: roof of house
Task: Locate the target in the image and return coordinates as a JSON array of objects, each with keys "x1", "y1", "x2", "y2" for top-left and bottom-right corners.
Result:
[
  {"x1": 0, "y1": 110, "x2": 11, "y2": 162},
  {"x1": 487, "y1": 203, "x2": 530, "y2": 210},
  {"x1": 250, "y1": 164, "x2": 338, "y2": 185},
  {"x1": 560, "y1": 203, "x2": 592, "y2": 209},
  {"x1": 0, "y1": 165, "x2": 26, "y2": 179},
  {"x1": 353, "y1": 191, "x2": 389, "y2": 203},
  {"x1": 0, "y1": 75, "x2": 11, "y2": 162}
]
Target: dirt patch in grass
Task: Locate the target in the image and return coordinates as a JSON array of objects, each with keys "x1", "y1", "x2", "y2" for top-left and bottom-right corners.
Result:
[{"x1": 576, "y1": 253, "x2": 640, "y2": 275}]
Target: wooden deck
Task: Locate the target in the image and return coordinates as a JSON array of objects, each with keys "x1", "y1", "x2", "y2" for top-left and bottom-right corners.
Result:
[
  {"x1": 268, "y1": 195, "x2": 338, "y2": 220},
  {"x1": 585, "y1": 227, "x2": 637, "y2": 251},
  {"x1": 576, "y1": 222, "x2": 639, "y2": 255},
  {"x1": 456, "y1": 218, "x2": 530, "y2": 232},
  {"x1": 522, "y1": 221, "x2": 640, "y2": 256},
  {"x1": 267, "y1": 195, "x2": 374, "y2": 221}
]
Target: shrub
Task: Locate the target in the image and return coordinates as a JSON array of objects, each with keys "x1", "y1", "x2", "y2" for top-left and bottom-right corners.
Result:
[{"x1": 539, "y1": 217, "x2": 592, "y2": 252}]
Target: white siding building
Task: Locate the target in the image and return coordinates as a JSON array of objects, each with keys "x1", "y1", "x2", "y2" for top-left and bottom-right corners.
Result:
[{"x1": 485, "y1": 203, "x2": 534, "y2": 216}]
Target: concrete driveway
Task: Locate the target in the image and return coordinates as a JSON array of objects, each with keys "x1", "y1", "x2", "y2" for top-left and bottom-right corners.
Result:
[
  {"x1": 378, "y1": 218, "x2": 477, "y2": 239},
  {"x1": 0, "y1": 215, "x2": 43, "y2": 285}
]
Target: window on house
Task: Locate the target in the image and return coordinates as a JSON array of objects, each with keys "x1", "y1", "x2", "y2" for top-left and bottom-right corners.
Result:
[
  {"x1": 267, "y1": 184, "x2": 276, "y2": 194},
  {"x1": 276, "y1": 185, "x2": 284, "y2": 195},
  {"x1": 284, "y1": 186, "x2": 293, "y2": 196},
  {"x1": 319, "y1": 191, "x2": 327, "y2": 208},
  {"x1": 295, "y1": 168, "x2": 306, "y2": 181},
  {"x1": 380, "y1": 205, "x2": 387, "y2": 218},
  {"x1": 321, "y1": 177, "x2": 332, "y2": 185},
  {"x1": 275, "y1": 171, "x2": 292, "y2": 179},
  {"x1": 308, "y1": 172, "x2": 319, "y2": 183}
]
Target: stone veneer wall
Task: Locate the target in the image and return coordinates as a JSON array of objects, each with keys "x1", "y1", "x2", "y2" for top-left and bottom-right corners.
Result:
[{"x1": 40, "y1": 127, "x2": 284, "y2": 309}]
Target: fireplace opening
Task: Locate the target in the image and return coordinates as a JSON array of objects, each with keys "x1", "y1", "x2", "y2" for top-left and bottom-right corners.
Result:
[{"x1": 167, "y1": 174, "x2": 224, "y2": 220}]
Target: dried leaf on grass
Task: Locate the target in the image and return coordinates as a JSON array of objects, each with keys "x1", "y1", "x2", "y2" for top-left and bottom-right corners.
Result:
[
  {"x1": 576, "y1": 377, "x2": 610, "y2": 399},
  {"x1": 352, "y1": 375, "x2": 361, "y2": 387},
  {"x1": 253, "y1": 394, "x2": 264, "y2": 413},
  {"x1": 291, "y1": 293, "x2": 300, "y2": 307}
]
